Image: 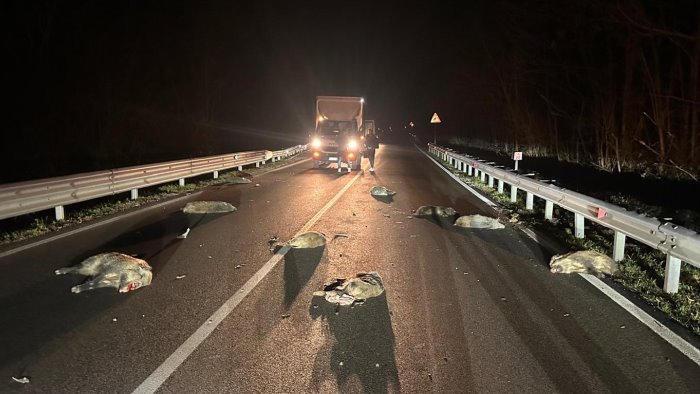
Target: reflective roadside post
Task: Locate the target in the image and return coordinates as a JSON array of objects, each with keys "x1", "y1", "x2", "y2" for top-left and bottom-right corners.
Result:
[{"x1": 513, "y1": 151, "x2": 522, "y2": 171}]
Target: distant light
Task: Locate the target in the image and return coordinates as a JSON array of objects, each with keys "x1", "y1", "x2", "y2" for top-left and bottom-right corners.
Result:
[
  {"x1": 312, "y1": 138, "x2": 321, "y2": 148},
  {"x1": 360, "y1": 98, "x2": 365, "y2": 103},
  {"x1": 318, "y1": 116, "x2": 325, "y2": 122}
]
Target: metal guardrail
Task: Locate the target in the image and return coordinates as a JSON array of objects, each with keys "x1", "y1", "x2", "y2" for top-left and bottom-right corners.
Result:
[
  {"x1": 0, "y1": 144, "x2": 307, "y2": 222},
  {"x1": 428, "y1": 143, "x2": 700, "y2": 294}
]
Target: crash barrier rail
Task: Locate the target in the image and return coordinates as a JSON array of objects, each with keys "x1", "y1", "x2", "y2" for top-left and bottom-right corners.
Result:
[
  {"x1": 428, "y1": 143, "x2": 700, "y2": 294},
  {"x1": 0, "y1": 144, "x2": 307, "y2": 222}
]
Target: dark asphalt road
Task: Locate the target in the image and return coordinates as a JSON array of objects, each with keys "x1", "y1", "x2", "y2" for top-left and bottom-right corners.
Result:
[{"x1": 1, "y1": 136, "x2": 699, "y2": 393}]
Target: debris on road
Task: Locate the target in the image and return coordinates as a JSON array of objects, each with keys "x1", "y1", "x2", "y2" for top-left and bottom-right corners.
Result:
[
  {"x1": 549, "y1": 250, "x2": 618, "y2": 276},
  {"x1": 55, "y1": 252, "x2": 152, "y2": 294},
  {"x1": 176, "y1": 274, "x2": 186, "y2": 280},
  {"x1": 287, "y1": 231, "x2": 327, "y2": 249},
  {"x1": 177, "y1": 227, "x2": 191, "y2": 239},
  {"x1": 454, "y1": 214, "x2": 505, "y2": 230},
  {"x1": 234, "y1": 264, "x2": 245, "y2": 269},
  {"x1": 183, "y1": 201, "x2": 237, "y2": 214},
  {"x1": 281, "y1": 314, "x2": 291, "y2": 319},
  {"x1": 268, "y1": 235, "x2": 279, "y2": 251},
  {"x1": 12, "y1": 376, "x2": 30, "y2": 384},
  {"x1": 413, "y1": 205, "x2": 457, "y2": 218},
  {"x1": 370, "y1": 185, "x2": 396, "y2": 197},
  {"x1": 226, "y1": 176, "x2": 252, "y2": 184},
  {"x1": 314, "y1": 272, "x2": 385, "y2": 306}
]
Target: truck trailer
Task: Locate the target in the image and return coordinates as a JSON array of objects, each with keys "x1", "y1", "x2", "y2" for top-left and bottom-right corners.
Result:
[{"x1": 310, "y1": 96, "x2": 364, "y2": 172}]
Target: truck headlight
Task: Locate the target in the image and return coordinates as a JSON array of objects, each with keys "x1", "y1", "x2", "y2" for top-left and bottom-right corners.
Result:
[
  {"x1": 347, "y1": 139, "x2": 358, "y2": 150},
  {"x1": 312, "y1": 138, "x2": 321, "y2": 148}
]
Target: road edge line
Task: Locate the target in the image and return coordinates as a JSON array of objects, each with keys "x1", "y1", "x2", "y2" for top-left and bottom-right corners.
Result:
[{"x1": 418, "y1": 143, "x2": 700, "y2": 367}]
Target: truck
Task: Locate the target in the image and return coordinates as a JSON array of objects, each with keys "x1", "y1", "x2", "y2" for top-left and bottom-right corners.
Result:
[{"x1": 310, "y1": 96, "x2": 364, "y2": 172}]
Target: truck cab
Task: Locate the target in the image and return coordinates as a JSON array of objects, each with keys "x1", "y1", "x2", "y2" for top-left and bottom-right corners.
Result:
[{"x1": 310, "y1": 96, "x2": 364, "y2": 172}]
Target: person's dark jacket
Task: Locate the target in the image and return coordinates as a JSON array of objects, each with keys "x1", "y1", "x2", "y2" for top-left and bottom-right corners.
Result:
[{"x1": 364, "y1": 134, "x2": 379, "y2": 150}]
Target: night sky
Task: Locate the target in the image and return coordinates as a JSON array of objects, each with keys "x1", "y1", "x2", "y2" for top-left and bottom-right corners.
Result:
[{"x1": 4, "y1": 1, "x2": 699, "y2": 182}]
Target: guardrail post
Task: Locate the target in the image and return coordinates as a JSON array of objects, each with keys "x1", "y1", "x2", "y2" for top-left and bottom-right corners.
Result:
[
  {"x1": 213, "y1": 171, "x2": 219, "y2": 179},
  {"x1": 256, "y1": 162, "x2": 261, "y2": 168},
  {"x1": 468, "y1": 165, "x2": 473, "y2": 176},
  {"x1": 179, "y1": 178, "x2": 185, "y2": 186},
  {"x1": 480, "y1": 171, "x2": 486, "y2": 183},
  {"x1": 574, "y1": 213, "x2": 585, "y2": 238},
  {"x1": 488, "y1": 175, "x2": 494, "y2": 188},
  {"x1": 238, "y1": 165, "x2": 242, "y2": 171},
  {"x1": 130, "y1": 189, "x2": 138, "y2": 200},
  {"x1": 55, "y1": 206, "x2": 65, "y2": 221},
  {"x1": 510, "y1": 185, "x2": 518, "y2": 202},
  {"x1": 663, "y1": 255, "x2": 681, "y2": 293},
  {"x1": 497, "y1": 179, "x2": 504, "y2": 194},
  {"x1": 545, "y1": 200, "x2": 554, "y2": 221},
  {"x1": 613, "y1": 231, "x2": 626, "y2": 261},
  {"x1": 526, "y1": 192, "x2": 534, "y2": 210}
]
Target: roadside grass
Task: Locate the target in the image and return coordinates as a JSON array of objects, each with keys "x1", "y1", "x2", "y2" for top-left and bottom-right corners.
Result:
[
  {"x1": 434, "y1": 153, "x2": 700, "y2": 337},
  {"x1": 0, "y1": 153, "x2": 308, "y2": 247}
]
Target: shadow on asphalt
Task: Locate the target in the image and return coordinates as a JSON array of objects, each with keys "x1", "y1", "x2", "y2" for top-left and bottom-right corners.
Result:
[
  {"x1": 283, "y1": 245, "x2": 325, "y2": 308},
  {"x1": 309, "y1": 292, "x2": 400, "y2": 394}
]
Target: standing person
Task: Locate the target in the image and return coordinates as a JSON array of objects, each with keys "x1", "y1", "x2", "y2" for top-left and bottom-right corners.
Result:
[{"x1": 364, "y1": 130, "x2": 379, "y2": 173}]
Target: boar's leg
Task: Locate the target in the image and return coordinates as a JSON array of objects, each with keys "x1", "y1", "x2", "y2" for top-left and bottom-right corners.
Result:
[
  {"x1": 55, "y1": 266, "x2": 79, "y2": 275},
  {"x1": 71, "y1": 277, "x2": 117, "y2": 293}
]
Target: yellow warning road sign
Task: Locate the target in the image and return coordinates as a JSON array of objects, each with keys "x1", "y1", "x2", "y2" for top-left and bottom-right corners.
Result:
[{"x1": 430, "y1": 113, "x2": 442, "y2": 124}]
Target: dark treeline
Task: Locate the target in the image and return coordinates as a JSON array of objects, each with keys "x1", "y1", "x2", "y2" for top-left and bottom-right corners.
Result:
[
  {"x1": 3, "y1": 2, "x2": 306, "y2": 183},
  {"x1": 5, "y1": 1, "x2": 700, "y2": 182},
  {"x1": 460, "y1": 0, "x2": 700, "y2": 179}
]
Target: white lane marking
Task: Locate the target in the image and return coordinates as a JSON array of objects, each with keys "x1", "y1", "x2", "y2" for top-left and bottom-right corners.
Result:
[
  {"x1": 579, "y1": 274, "x2": 700, "y2": 367},
  {"x1": 132, "y1": 171, "x2": 361, "y2": 394},
  {"x1": 0, "y1": 193, "x2": 202, "y2": 259},
  {"x1": 418, "y1": 147, "x2": 497, "y2": 208},
  {"x1": 419, "y1": 144, "x2": 700, "y2": 366}
]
